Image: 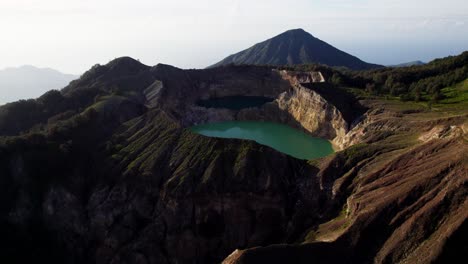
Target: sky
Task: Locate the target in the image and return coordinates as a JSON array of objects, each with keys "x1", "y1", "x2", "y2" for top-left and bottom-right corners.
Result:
[{"x1": 0, "y1": 0, "x2": 467, "y2": 74}]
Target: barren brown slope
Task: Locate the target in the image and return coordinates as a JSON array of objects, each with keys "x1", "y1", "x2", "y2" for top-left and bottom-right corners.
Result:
[{"x1": 224, "y1": 101, "x2": 468, "y2": 264}]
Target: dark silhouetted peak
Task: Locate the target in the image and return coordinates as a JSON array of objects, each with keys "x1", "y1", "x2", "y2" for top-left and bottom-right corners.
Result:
[
  {"x1": 279, "y1": 28, "x2": 311, "y2": 37},
  {"x1": 80, "y1": 56, "x2": 148, "y2": 80},
  {"x1": 62, "y1": 57, "x2": 151, "y2": 95},
  {"x1": 106, "y1": 56, "x2": 147, "y2": 71},
  {"x1": 283, "y1": 28, "x2": 306, "y2": 34},
  {"x1": 210, "y1": 29, "x2": 382, "y2": 70}
]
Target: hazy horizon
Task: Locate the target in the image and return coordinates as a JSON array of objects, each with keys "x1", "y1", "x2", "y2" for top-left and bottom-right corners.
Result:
[{"x1": 1, "y1": 0, "x2": 467, "y2": 74}]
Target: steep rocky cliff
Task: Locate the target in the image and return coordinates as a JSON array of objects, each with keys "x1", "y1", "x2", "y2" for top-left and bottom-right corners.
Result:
[{"x1": 275, "y1": 71, "x2": 350, "y2": 143}]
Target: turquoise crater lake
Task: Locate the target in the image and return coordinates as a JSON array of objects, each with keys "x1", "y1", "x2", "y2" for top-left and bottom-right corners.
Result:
[{"x1": 191, "y1": 121, "x2": 334, "y2": 160}]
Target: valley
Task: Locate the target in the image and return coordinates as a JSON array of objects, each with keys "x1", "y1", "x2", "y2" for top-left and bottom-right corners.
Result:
[
  {"x1": 196, "y1": 96, "x2": 274, "y2": 110},
  {"x1": 0, "y1": 53, "x2": 466, "y2": 264}
]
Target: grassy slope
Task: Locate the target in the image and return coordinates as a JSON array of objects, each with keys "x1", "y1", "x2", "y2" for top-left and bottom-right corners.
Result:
[
  {"x1": 436, "y1": 79, "x2": 468, "y2": 112},
  {"x1": 346, "y1": 79, "x2": 468, "y2": 114}
]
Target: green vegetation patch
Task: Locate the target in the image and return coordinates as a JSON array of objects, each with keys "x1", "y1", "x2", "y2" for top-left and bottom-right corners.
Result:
[{"x1": 439, "y1": 79, "x2": 468, "y2": 104}]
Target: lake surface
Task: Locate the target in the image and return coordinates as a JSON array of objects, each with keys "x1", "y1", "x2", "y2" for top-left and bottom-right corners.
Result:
[
  {"x1": 196, "y1": 96, "x2": 274, "y2": 110},
  {"x1": 191, "y1": 121, "x2": 334, "y2": 160}
]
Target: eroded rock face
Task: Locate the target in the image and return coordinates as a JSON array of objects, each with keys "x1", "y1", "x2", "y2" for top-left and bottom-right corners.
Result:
[
  {"x1": 143, "y1": 80, "x2": 164, "y2": 108},
  {"x1": 275, "y1": 82, "x2": 348, "y2": 140}
]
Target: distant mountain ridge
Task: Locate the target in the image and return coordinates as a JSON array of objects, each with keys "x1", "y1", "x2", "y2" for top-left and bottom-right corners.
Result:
[
  {"x1": 0, "y1": 65, "x2": 78, "y2": 105},
  {"x1": 390, "y1": 61, "x2": 426, "y2": 67},
  {"x1": 211, "y1": 28, "x2": 383, "y2": 70}
]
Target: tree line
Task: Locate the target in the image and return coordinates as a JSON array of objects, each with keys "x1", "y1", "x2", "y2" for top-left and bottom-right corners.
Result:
[{"x1": 282, "y1": 51, "x2": 468, "y2": 102}]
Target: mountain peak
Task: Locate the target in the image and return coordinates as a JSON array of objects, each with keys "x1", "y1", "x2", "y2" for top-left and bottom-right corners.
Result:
[
  {"x1": 284, "y1": 28, "x2": 307, "y2": 34},
  {"x1": 278, "y1": 28, "x2": 314, "y2": 38},
  {"x1": 106, "y1": 56, "x2": 146, "y2": 69},
  {"x1": 210, "y1": 29, "x2": 382, "y2": 70}
]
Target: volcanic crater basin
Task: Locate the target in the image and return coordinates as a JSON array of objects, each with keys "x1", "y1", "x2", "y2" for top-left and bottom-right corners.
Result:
[
  {"x1": 191, "y1": 121, "x2": 335, "y2": 160},
  {"x1": 196, "y1": 96, "x2": 275, "y2": 110}
]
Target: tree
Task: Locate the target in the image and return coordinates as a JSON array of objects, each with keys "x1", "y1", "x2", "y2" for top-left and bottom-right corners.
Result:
[
  {"x1": 365, "y1": 83, "x2": 376, "y2": 95},
  {"x1": 330, "y1": 73, "x2": 343, "y2": 86},
  {"x1": 384, "y1": 75, "x2": 395, "y2": 93}
]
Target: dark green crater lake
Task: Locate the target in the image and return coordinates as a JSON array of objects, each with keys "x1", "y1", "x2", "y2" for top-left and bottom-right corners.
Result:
[
  {"x1": 191, "y1": 121, "x2": 334, "y2": 160},
  {"x1": 196, "y1": 96, "x2": 274, "y2": 110}
]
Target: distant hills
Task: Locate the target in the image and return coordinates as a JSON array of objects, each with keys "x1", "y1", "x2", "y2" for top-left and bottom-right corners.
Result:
[
  {"x1": 0, "y1": 65, "x2": 78, "y2": 105},
  {"x1": 390, "y1": 61, "x2": 426, "y2": 67},
  {"x1": 211, "y1": 28, "x2": 383, "y2": 70}
]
